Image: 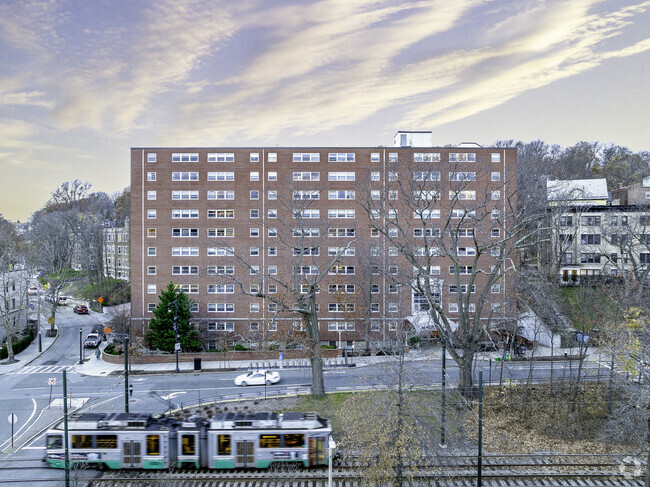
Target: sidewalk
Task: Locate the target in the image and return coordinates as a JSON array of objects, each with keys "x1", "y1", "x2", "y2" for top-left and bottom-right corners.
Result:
[{"x1": 0, "y1": 324, "x2": 59, "y2": 375}]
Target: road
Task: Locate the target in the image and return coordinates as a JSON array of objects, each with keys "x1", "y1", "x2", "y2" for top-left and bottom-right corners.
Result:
[{"x1": 0, "y1": 302, "x2": 610, "y2": 485}]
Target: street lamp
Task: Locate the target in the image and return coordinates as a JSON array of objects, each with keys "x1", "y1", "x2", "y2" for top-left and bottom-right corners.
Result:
[
  {"x1": 338, "y1": 329, "x2": 342, "y2": 350},
  {"x1": 169, "y1": 299, "x2": 180, "y2": 373},
  {"x1": 328, "y1": 435, "x2": 336, "y2": 487},
  {"x1": 78, "y1": 328, "x2": 83, "y2": 365}
]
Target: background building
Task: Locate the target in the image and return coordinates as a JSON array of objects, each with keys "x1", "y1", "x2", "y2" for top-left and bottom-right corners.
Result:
[{"x1": 131, "y1": 134, "x2": 517, "y2": 350}]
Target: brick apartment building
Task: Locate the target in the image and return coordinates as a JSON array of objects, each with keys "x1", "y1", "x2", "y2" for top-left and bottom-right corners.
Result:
[{"x1": 131, "y1": 132, "x2": 517, "y2": 350}]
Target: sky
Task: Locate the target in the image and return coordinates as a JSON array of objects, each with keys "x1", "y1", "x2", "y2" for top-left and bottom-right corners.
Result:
[{"x1": 0, "y1": 0, "x2": 648, "y2": 223}]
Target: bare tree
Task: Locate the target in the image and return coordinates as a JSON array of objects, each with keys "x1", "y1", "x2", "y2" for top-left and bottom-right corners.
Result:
[
  {"x1": 359, "y1": 152, "x2": 536, "y2": 396},
  {"x1": 0, "y1": 217, "x2": 30, "y2": 363},
  {"x1": 209, "y1": 186, "x2": 356, "y2": 398}
]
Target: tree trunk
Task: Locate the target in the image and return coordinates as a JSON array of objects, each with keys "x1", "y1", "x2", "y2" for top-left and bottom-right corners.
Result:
[
  {"x1": 305, "y1": 296, "x2": 325, "y2": 398},
  {"x1": 458, "y1": 353, "x2": 475, "y2": 397}
]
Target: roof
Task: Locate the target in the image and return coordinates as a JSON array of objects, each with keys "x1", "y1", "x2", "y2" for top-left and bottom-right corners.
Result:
[{"x1": 547, "y1": 178, "x2": 608, "y2": 203}]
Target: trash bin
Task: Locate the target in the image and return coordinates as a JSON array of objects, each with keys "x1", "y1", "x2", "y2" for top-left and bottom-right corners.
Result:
[{"x1": 194, "y1": 358, "x2": 202, "y2": 371}]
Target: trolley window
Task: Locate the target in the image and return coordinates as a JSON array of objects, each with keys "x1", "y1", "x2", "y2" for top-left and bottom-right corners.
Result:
[
  {"x1": 217, "y1": 434, "x2": 231, "y2": 455},
  {"x1": 284, "y1": 434, "x2": 305, "y2": 448},
  {"x1": 259, "y1": 435, "x2": 281, "y2": 448},
  {"x1": 147, "y1": 435, "x2": 160, "y2": 455},
  {"x1": 181, "y1": 434, "x2": 196, "y2": 455},
  {"x1": 46, "y1": 435, "x2": 62, "y2": 449},
  {"x1": 96, "y1": 435, "x2": 118, "y2": 449},
  {"x1": 72, "y1": 435, "x2": 93, "y2": 449}
]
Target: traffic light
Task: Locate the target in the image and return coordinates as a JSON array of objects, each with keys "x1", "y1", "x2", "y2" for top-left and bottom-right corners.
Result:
[{"x1": 173, "y1": 315, "x2": 179, "y2": 332}]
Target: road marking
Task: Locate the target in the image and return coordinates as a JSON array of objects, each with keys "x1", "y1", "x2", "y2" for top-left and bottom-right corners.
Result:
[
  {"x1": 161, "y1": 392, "x2": 186, "y2": 401},
  {"x1": 16, "y1": 365, "x2": 74, "y2": 375},
  {"x1": 0, "y1": 398, "x2": 37, "y2": 451}
]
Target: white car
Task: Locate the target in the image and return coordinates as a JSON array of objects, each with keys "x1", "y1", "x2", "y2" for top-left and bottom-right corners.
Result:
[
  {"x1": 234, "y1": 370, "x2": 280, "y2": 387},
  {"x1": 27, "y1": 286, "x2": 39, "y2": 295}
]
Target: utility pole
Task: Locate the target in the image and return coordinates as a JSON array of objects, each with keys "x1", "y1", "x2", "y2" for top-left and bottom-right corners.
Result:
[
  {"x1": 440, "y1": 338, "x2": 446, "y2": 447},
  {"x1": 478, "y1": 370, "x2": 483, "y2": 487},
  {"x1": 124, "y1": 336, "x2": 129, "y2": 413},
  {"x1": 63, "y1": 369, "x2": 70, "y2": 487}
]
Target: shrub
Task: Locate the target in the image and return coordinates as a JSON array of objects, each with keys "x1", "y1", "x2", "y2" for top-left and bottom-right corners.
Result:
[{"x1": 0, "y1": 325, "x2": 36, "y2": 360}]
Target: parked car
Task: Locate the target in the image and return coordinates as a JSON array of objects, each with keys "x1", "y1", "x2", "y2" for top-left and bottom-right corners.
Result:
[
  {"x1": 73, "y1": 305, "x2": 89, "y2": 314},
  {"x1": 45, "y1": 294, "x2": 54, "y2": 303},
  {"x1": 91, "y1": 324, "x2": 107, "y2": 340},
  {"x1": 27, "y1": 286, "x2": 39, "y2": 295},
  {"x1": 234, "y1": 369, "x2": 280, "y2": 386},
  {"x1": 57, "y1": 296, "x2": 68, "y2": 305},
  {"x1": 84, "y1": 333, "x2": 100, "y2": 348}
]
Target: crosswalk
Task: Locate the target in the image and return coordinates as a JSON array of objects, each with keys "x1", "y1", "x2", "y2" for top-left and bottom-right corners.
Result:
[{"x1": 16, "y1": 365, "x2": 75, "y2": 375}]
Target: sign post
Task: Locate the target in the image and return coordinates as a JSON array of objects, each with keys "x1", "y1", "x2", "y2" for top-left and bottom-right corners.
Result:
[
  {"x1": 279, "y1": 351, "x2": 283, "y2": 369},
  {"x1": 48, "y1": 377, "x2": 56, "y2": 407},
  {"x1": 8, "y1": 414, "x2": 17, "y2": 448}
]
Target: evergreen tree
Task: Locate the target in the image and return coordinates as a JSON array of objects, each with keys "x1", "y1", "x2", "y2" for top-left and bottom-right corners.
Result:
[{"x1": 145, "y1": 282, "x2": 202, "y2": 352}]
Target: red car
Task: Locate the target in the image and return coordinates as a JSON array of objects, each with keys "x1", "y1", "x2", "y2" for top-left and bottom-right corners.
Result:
[{"x1": 73, "y1": 305, "x2": 89, "y2": 314}]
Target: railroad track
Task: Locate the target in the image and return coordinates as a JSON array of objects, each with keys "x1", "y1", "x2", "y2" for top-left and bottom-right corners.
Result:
[{"x1": 87, "y1": 453, "x2": 646, "y2": 486}]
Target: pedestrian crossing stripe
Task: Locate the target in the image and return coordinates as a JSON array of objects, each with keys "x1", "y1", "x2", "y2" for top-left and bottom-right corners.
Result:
[{"x1": 17, "y1": 365, "x2": 74, "y2": 374}]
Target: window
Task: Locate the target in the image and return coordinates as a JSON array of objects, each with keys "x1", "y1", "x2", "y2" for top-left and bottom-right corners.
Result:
[
  {"x1": 268, "y1": 265, "x2": 277, "y2": 275},
  {"x1": 329, "y1": 303, "x2": 355, "y2": 313},
  {"x1": 449, "y1": 153, "x2": 476, "y2": 162},
  {"x1": 250, "y1": 303, "x2": 260, "y2": 312},
  {"x1": 173, "y1": 190, "x2": 200, "y2": 200},
  {"x1": 207, "y1": 190, "x2": 234, "y2": 200},
  {"x1": 207, "y1": 171, "x2": 234, "y2": 181},
  {"x1": 147, "y1": 247, "x2": 156, "y2": 256},
  {"x1": 328, "y1": 172, "x2": 355, "y2": 181},
  {"x1": 371, "y1": 321, "x2": 380, "y2": 331},
  {"x1": 147, "y1": 284, "x2": 156, "y2": 294},
  {"x1": 328, "y1": 246, "x2": 354, "y2": 256},
  {"x1": 491, "y1": 172, "x2": 500, "y2": 181},
  {"x1": 294, "y1": 209, "x2": 320, "y2": 219},
  {"x1": 147, "y1": 209, "x2": 156, "y2": 219},
  {"x1": 250, "y1": 228, "x2": 259, "y2": 237},
  {"x1": 388, "y1": 303, "x2": 398, "y2": 312},
  {"x1": 328, "y1": 228, "x2": 355, "y2": 238},
  {"x1": 580, "y1": 216, "x2": 601, "y2": 227},
  {"x1": 268, "y1": 228, "x2": 277, "y2": 237},
  {"x1": 172, "y1": 266, "x2": 199, "y2": 275},
  {"x1": 370, "y1": 303, "x2": 380, "y2": 312},
  {"x1": 491, "y1": 153, "x2": 501, "y2": 162},
  {"x1": 370, "y1": 228, "x2": 379, "y2": 237},
  {"x1": 260, "y1": 435, "x2": 281, "y2": 448},
  {"x1": 448, "y1": 303, "x2": 458, "y2": 313},
  {"x1": 491, "y1": 209, "x2": 500, "y2": 219},
  {"x1": 148, "y1": 303, "x2": 156, "y2": 312},
  {"x1": 371, "y1": 190, "x2": 381, "y2": 200},
  {"x1": 491, "y1": 190, "x2": 501, "y2": 200},
  {"x1": 294, "y1": 247, "x2": 320, "y2": 256},
  {"x1": 250, "y1": 171, "x2": 259, "y2": 181},
  {"x1": 329, "y1": 265, "x2": 355, "y2": 275},
  {"x1": 208, "y1": 303, "x2": 234, "y2": 312},
  {"x1": 267, "y1": 190, "x2": 277, "y2": 200},
  {"x1": 217, "y1": 435, "x2": 231, "y2": 456},
  {"x1": 172, "y1": 172, "x2": 199, "y2": 181},
  {"x1": 491, "y1": 284, "x2": 501, "y2": 294},
  {"x1": 268, "y1": 152, "x2": 277, "y2": 162},
  {"x1": 293, "y1": 172, "x2": 320, "y2": 181},
  {"x1": 371, "y1": 172, "x2": 380, "y2": 181},
  {"x1": 147, "y1": 228, "x2": 156, "y2": 237},
  {"x1": 250, "y1": 190, "x2": 259, "y2": 200},
  {"x1": 267, "y1": 209, "x2": 277, "y2": 218},
  {"x1": 413, "y1": 171, "x2": 440, "y2": 181},
  {"x1": 207, "y1": 246, "x2": 234, "y2": 256},
  {"x1": 329, "y1": 284, "x2": 356, "y2": 294},
  {"x1": 175, "y1": 284, "x2": 199, "y2": 294},
  {"x1": 449, "y1": 265, "x2": 473, "y2": 275},
  {"x1": 172, "y1": 153, "x2": 199, "y2": 162},
  {"x1": 450, "y1": 190, "x2": 476, "y2": 200},
  {"x1": 268, "y1": 284, "x2": 277, "y2": 293},
  {"x1": 414, "y1": 152, "x2": 440, "y2": 162},
  {"x1": 207, "y1": 265, "x2": 234, "y2": 275},
  {"x1": 172, "y1": 209, "x2": 199, "y2": 219},
  {"x1": 457, "y1": 247, "x2": 476, "y2": 256},
  {"x1": 328, "y1": 190, "x2": 355, "y2": 200},
  {"x1": 208, "y1": 152, "x2": 234, "y2": 162},
  {"x1": 215, "y1": 321, "x2": 235, "y2": 331},
  {"x1": 580, "y1": 253, "x2": 601, "y2": 264},
  {"x1": 449, "y1": 171, "x2": 476, "y2": 181},
  {"x1": 147, "y1": 172, "x2": 156, "y2": 181},
  {"x1": 294, "y1": 190, "x2": 320, "y2": 200},
  {"x1": 147, "y1": 266, "x2": 156, "y2": 275},
  {"x1": 294, "y1": 228, "x2": 320, "y2": 237},
  {"x1": 147, "y1": 153, "x2": 157, "y2": 163},
  {"x1": 451, "y1": 209, "x2": 476, "y2": 219},
  {"x1": 250, "y1": 153, "x2": 259, "y2": 162},
  {"x1": 296, "y1": 265, "x2": 319, "y2": 275},
  {"x1": 389, "y1": 153, "x2": 398, "y2": 162},
  {"x1": 388, "y1": 171, "x2": 398, "y2": 181},
  {"x1": 328, "y1": 209, "x2": 355, "y2": 219},
  {"x1": 293, "y1": 153, "x2": 320, "y2": 162},
  {"x1": 268, "y1": 247, "x2": 277, "y2": 256},
  {"x1": 491, "y1": 228, "x2": 501, "y2": 237},
  {"x1": 207, "y1": 228, "x2": 233, "y2": 238},
  {"x1": 328, "y1": 153, "x2": 355, "y2": 162},
  {"x1": 208, "y1": 209, "x2": 234, "y2": 219},
  {"x1": 580, "y1": 234, "x2": 601, "y2": 245},
  {"x1": 268, "y1": 303, "x2": 277, "y2": 312},
  {"x1": 268, "y1": 171, "x2": 277, "y2": 181},
  {"x1": 371, "y1": 153, "x2": 380, "y2": 162},
  {"x1": 414, "y1": 209, "x2": 441, "y2": 219},
  {"x1": 172, "y1": 228, "x2": 199, "y2": 237},
  {"x1": 172, "y1": 247, "x2": 199, "y2": 256},
  {"x1": 147, "y1": 191, "x2": 156, "y2": 200}
]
